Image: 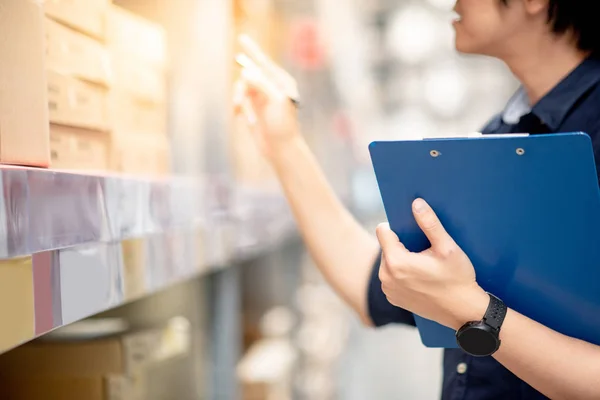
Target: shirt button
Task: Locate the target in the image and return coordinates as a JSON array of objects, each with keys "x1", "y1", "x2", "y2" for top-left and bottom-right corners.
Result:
[{"x1": 457, "y1": 362, "x2": 468, "y2": 374}]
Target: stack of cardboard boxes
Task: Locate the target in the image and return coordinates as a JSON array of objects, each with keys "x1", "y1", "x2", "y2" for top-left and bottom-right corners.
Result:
[
  {"x1": 0, "y1": 331, "x2": 154, "y2": 400},
  {"x1": 44, "y1": 0, "x2": 113, "y2": 171},
  {"x1": 106, "y1": 5, "x2": 170, "y2": 176},
  {"x1": 45, "y1": 0, "x2": 170, "y2": 175},
  {"x1": 0, "y1": 0, "x2": 170, "y2": 175}
]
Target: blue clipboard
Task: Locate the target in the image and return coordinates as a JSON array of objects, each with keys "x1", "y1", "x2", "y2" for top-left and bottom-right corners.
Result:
[{"x1": 369, "y1": 132, "x2": 600, "y2": 348}]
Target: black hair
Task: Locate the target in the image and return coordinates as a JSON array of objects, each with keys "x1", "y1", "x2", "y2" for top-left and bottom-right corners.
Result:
[{"x1": 503, "y1": 0, "x2": 599, "y2": 53}]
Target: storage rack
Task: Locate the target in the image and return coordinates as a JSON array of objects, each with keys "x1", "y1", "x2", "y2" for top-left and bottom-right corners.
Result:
[{"x1": 0, "y1": 166, "x2": 296, "y2": 356}]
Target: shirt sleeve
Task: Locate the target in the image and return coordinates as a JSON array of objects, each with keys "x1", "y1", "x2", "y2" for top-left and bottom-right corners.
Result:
[{"x1": 367, "y1": 252, "x2": 416, "y2": 327}]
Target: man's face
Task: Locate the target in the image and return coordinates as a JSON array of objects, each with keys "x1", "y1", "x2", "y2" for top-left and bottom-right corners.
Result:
[{"x1": 453, "y1": 0, "x2": 540, "y2": 57}]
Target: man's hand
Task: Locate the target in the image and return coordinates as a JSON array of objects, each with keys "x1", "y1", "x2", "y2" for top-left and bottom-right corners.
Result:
[
  {"x1": 376, "y1": 198, "x2": 489, "y2": 330},
  {"x1": 233, "y1": 34, "x2": 301, "y2": 161}
]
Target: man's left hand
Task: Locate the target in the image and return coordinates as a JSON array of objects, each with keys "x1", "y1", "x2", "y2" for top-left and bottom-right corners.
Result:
[{"x1": 376, "y1": 198, "x2": 489, "y2": 330}]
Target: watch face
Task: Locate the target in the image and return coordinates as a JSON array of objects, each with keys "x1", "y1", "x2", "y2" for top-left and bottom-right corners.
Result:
[{"x1": 456, "y1": 325, "x2": 499, "y2": 357}]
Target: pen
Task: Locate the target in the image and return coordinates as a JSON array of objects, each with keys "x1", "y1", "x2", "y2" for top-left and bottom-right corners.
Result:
[{"x1": 236, "y1": 35, "x2": 301, "y2": 108}]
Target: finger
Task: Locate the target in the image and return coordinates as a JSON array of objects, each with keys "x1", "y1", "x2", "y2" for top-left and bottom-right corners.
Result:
[
  {"x1": 236, "y1": 53, "x2": 265, "y2": 82},
  {"x1": 241, "y1": 97, "x2": 257, "y2": 126},
  {"x1": 412, "y1": 198, "x2": 455, "y2": 252},
  {"x1": 237, "y1": 53, "x2": 292, "y2": 102},
  {"x1": 241, "y1": 66, "x2": 285, "y2": 102},
  {"x1": 239, "y1": 35, "x2": 280, "y2": 80},
  {"x1": 238, "y1": 35, "x2": 299, "y2": 99},
  {"x1": 233, "y1": 79, "x2": 246, "y2": 114},
  {"x1": 376, "y1": 223, "x2": 407, "y2": 252},
  {"x1": 233, "y1": 79, "x2": 263, "y2": 117}
]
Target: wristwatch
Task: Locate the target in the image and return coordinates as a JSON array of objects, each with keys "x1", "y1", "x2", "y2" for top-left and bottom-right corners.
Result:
[{"x1": 456, "y1": 293, "x2": 507, "y2": 357}]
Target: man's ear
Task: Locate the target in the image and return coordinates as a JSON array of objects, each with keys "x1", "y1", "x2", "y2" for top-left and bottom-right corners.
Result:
[{"x1": 522, "y1": 0, "x2": 549, "y2": 16}]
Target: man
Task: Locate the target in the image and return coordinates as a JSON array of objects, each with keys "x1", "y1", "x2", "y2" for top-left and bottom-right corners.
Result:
[{"x1": 234, "y1": 0, "x2": 600, "y2": 398}]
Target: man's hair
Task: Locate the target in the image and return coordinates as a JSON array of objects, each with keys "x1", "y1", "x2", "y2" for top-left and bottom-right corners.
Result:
[{"x1": 504, "y1": 0, "x2": 599, "y2": 53}]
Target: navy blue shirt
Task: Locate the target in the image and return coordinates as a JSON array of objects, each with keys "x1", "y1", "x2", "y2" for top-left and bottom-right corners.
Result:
[{"x1": 368, "y1": 53, "x2": 600, "y2": 400}]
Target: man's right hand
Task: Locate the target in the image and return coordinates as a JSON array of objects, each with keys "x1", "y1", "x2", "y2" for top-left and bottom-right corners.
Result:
[{"x1": 233, "y1": 34, "x2": 301, "y2": 161}]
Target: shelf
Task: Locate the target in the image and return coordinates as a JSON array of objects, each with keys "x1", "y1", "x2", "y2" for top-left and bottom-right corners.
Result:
[
  {"x1": 0, "y1": 166, "x2": 205, "y2": 258},
  {"x1": 0, "y1": 166, "x2": 297, "y2": 355}
]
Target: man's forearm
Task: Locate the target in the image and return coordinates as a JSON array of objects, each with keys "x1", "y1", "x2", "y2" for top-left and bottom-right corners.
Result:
[
  {"x1": 494, "y1": 309, "x2": 600, "y2": 399},
  {"x1": 269, "y1": 136, "x2": 379, "y2": 324}
]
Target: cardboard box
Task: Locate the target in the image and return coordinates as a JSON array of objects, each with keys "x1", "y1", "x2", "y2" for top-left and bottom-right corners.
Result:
[
  {"x1": 112, "y1": 54, "x2": 166, "y2": 103},
  {"x1": 0, "y1": 374, "x2": 145, "y2": 400},
  {"x1": 44, "y1": 0, "x2": 109, "y2": 40},
  {"x1": 112, "y1": 132, "x2": 171, "y2": 176},
  {"x1": 242, "y1": 382, "x2": 270, "y2": 400},
  {"x1": 121, "y1": 239, "x2": 147, "y2": 301},
  {"x1": 45, "y1": 17, "x2": 112, "y2": 86},
  {"x1": 110, "y1": 89, "x2": 167, "y2": 136},
  {"x1": 0, "y1": 0, "x2": 50, "y2": 167},
  {"x1": 0, "y1": 329, "x2": 162, "y2": 377},
  {"x1": 233, "y1": 0, "x2": 278, "y2": 58},
  {"x1": 47, "y1": 71, "x2": 110, "y2": 131},
  {"x1": 50, "y1": 124, "x2": 110, "y2": 171},
  {"x1": 107, "y1": 5, "x2": 166, "y2": 69},
  {"x1": 0, "y1": 257, "x2": 35, "y2": 354}
]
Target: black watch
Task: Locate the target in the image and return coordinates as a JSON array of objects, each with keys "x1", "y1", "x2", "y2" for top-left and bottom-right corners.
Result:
[{"x1": 456, "y1": 293, "x2": 507, "y2": 357}]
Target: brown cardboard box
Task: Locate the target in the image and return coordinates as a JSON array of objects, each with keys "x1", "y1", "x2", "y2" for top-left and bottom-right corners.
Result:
[
  {"x1": 233, "y1": 1, "x2": 278, "y2": 59},
  {"x1": 0, "y1": 257, "x2": 35, "y2": 354},
  {"x1": 112, "y1": 53, "x2": 166, "y2": 103},
  {"x1": 243, "y1": 382, "x2": 270, "y2": 400},
  {"x1": 50, "y1": 124, "x2": 110, "y2": 171},
  {"x1": 121, "y1": 239, "x2": 147, "y2": 301},
  {"x1": 0, "y1": 374, "x2": 145, "y2": 400},
  {"x1": 44, "y1": 0, "x2": 109, "y2": 40},
  {"x1": 112, "y1": 132, "x2": 171, "y2": 176},
  {"x1": 106, "y1": 5, "x2": 166, "y2": 70},
  {"x1": 0, "y1": 0, "x2": 50, "y2": 167},
  {"x1": 45, "y1": 17, "x2": 112, "y2": 86},
  {"x1": 0, "y1": 329, "x2": 162, "y2": 376},
  {"x1": 110, "y1": 89, "x2": 167, "y2": 136},
  {"x1": 47, "y1": 71, "x2": 110, "y2": 131}
]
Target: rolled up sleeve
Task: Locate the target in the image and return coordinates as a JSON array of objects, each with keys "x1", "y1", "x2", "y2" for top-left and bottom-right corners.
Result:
[{"x1": 367, "y1": 252, "x2": 416, "y2": 327}]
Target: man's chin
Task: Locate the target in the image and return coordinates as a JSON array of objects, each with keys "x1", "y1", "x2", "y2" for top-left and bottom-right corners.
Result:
[{"x1": 455, "y1": 42, "x2": 481, "y2": 56}]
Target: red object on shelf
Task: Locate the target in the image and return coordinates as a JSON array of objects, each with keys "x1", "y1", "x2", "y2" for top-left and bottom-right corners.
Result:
[{"x1": 288, "y1": 18, "x2": 325, "y2": 70}]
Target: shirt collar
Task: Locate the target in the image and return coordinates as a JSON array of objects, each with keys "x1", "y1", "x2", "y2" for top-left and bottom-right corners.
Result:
[
  {"x1": 502, "y1": 54, "x2": 600, "y2": 130},
  {"x1": 502, "y1": 87, "x2": 530, "y2": 125}
]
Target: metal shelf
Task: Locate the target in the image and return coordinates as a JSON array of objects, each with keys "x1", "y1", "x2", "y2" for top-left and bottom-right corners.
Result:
[{"x1": 0, "y1": 166, "x2": 297, "y2": 355}]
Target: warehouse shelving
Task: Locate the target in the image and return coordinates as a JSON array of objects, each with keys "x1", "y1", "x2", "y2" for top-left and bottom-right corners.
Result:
[{"x1": 0, "y1": 166, "x2": 297, "y2": 356}]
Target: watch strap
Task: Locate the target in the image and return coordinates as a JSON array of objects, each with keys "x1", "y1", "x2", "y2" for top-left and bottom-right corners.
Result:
[{"x1": 483, "y1": 293, "x2": 507, "y2": 331}]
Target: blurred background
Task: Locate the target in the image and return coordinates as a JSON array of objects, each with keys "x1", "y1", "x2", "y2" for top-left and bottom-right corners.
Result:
[{"x1": 0, "y1": 0, "x2": 518, "y2": 399}]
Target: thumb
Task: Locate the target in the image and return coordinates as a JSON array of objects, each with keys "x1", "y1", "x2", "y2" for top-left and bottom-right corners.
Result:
[
  {"x1": 412, "y1": 198, "x2": 455, "y2": 253},
  {"x1": 376, "y1": 223, "x2": 407, "y2": 252}
]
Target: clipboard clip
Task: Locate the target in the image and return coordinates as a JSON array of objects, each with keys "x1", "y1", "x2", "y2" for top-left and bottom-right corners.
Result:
[
  {"x1": 472, "y1": 133, "x2": 530, "y2": 138},
  {"x1": 422, "y1": 132, "x2": 530, "y2": 140}
]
